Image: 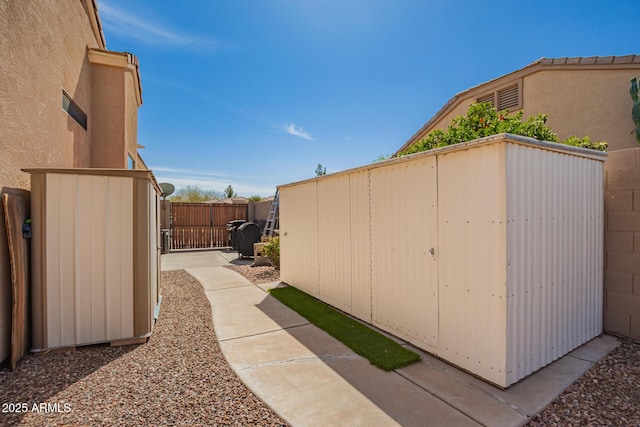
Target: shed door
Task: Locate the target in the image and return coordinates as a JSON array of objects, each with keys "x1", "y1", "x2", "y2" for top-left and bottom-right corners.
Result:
[
  {"x1": 370, "y1": 157, "x2": 439, "y2": 349},
  {"x1": 279, "y1": 182, "x2": 319, "y2": 297}
]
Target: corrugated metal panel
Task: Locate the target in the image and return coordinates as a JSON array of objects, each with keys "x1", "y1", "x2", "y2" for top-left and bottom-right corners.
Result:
[
  {"x1": 280, "y1": 181, "x2": 319, "y2": 297},
  {"x1": 505, "y1": 144, "x2": 603, "y2": 385},
  {"x1": 104, "y1": 176, "x2": 134, "y2": 340},
  {"x1": 437, "y1": 143, "x2": 508, "y2": 386},
  {"x1": 349, "y1": 171, "x2": 372, "y2": 323},
  {"x1": 278, "y1": 135, "x2": 605, "y2": 387},
  {"x1": 318, "y1": 176, "x2": 352, "y2": 313},
  {"x1": 45, "y1": 173, "x2": 134, "y2": 348},
  {"x1": 370, "y1": 157, "x2": 439, "y2": 349}
]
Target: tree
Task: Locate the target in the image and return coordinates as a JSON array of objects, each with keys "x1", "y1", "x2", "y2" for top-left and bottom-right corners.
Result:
[
  {"x1": 400, "y1": 102, "x2": 606, "y2": 156},
  {"x1": 169, "y1": 185, "x2": 221, "y2": 202},
  {"x1": 247, "y1": 195, "x2": 263, "y2": 202},
  {"x1": 224, "y1": 185, "x2": 237, "y2": 198},
  {"x1": 315, "y1": 164, "x2": 327, "y2": 176}
]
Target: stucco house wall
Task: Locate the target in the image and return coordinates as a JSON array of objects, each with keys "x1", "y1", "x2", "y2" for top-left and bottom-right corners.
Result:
[
  {"x1": 523, "y1": 68, "x2": 638, "y2": 149},
  {"x1": 0, "y1": 0, "x2": 144, "y2": 363},
  {"x1": 399, "y1": 56, "x2": 640, "y2": 154}
]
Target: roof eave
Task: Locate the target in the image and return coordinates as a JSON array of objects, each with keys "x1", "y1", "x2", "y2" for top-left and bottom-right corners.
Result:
[{"x1": 81, "y1": 0, "x2": 106, "y2": 49}]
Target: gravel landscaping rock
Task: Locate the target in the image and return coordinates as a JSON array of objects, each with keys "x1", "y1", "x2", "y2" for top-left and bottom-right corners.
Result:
[
  {"x1": 527, "y1": 337, "x2": 640, "y2": 426},
  {"x1": 225, "y1": 264, "x2": 280, "y2": 285},
  {"x1": 0, "y1": 270, "x2": 287, "y2": 426},
  {"x1": 5, "y1": 262, "x2": 636, "y2": 426}
]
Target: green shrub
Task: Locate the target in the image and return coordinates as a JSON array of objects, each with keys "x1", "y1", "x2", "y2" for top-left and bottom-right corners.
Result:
[
  {"x1": 400, "y1": 102, "x2": 606, "y2": 155},
  {"x1": 262, "y1": 236, "x2": 280, "y2": 270}
]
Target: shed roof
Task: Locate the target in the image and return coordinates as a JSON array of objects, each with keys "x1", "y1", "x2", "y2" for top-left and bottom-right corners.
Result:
[
  {"x1": 280, "y1": 133, "x2": 607, "y2": 191},
  {"x1": 396, "y1": 55, "x2": 640, "y2": 154}
]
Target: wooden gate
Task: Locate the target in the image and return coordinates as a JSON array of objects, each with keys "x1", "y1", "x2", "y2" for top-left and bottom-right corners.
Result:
[{"x1": 170, "y1": 203, "x2": 248, "y2": 250}]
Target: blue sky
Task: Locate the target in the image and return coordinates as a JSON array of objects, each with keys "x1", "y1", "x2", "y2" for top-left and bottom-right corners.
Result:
[{"x1": 100, "y1": 0, "x2": 637, "y2": 197}]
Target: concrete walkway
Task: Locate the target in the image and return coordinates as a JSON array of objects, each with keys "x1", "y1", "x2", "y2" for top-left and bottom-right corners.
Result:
[{"x1": 162, "y1": 251, "x2": 620, "y2": 427}]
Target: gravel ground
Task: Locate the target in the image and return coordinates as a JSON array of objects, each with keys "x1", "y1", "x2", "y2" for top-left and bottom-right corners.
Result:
[
  {"x1": 0, "y1": 270, "x2": 287, "y2": 427},
  {"x1": 225, "y1": 264, "x2": 281, "y2": 285},
  {"x1": 527, "y1": 336, "x2": 640, "y2": 426},
  {"x1": 3, "y1": 262, "x2": 637, "y2": 426}
]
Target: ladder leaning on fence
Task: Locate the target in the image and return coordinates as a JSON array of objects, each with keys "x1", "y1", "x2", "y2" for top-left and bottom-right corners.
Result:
[{"x1": 262, "y1": 190, "x2": 279, "y2": 238}]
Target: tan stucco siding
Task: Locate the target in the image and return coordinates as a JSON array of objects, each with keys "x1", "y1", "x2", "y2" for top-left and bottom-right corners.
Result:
[
  {"x1": 125, "y1": 71, "x2": 140, "y2": 168},
  {"x1": 0, "y1": 0, "x2": 101, "y2": 364},
  {"x1": 408, "y1": 67, "x2": 640, "y2": 152},
  {"x1": 90, "y1": 65, "x2": 126, "y2": 168},
  {"x1": 0, "y1": 0, "x2": 99, "y2": 188},
  {"x1": 522, "y1": 69, "x2": 638, "y2": 151}
]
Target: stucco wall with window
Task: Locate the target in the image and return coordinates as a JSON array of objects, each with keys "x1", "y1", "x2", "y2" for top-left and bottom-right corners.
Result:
[
  {"x1": 0, "y1": 0, "x2": 101, "y2": 364},
  {"x1": 0, "y1": 0, "x2": 144, "y2": 364},
  {"x1": 0, "y1": 0, "x2": 98, "y2": 188}
]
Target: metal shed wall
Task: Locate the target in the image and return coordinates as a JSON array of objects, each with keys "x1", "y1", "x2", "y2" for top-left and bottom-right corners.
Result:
[
  {"x1": 505, "y1": 144, "x2": 604, "y2": 385},
  {"x1": 370, "y1": 157, "x2": 439, "y2": 350},
  {"x1": 279, "y1": 181, "x2": 319, "y2": 297},
  {"x1": 349, "y1": 171, "x2": 372, "y2": 322},
  {"x1": 279, "y1": 134, "x2": 605, "y2": 387},
  {"x1": 436, "y1": 143, "x2": 508, "y2": 386},
  {"x1": 318, "y1": 176, "x2": 352, "y2": 313},
  {"x1": 28, "y1": 169, "x2": 161, "y2": 351}
]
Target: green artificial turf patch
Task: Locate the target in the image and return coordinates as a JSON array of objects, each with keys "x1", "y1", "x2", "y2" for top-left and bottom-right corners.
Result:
[{"x1": 269, "y1": 286, "x2": 421, "y2": 371}]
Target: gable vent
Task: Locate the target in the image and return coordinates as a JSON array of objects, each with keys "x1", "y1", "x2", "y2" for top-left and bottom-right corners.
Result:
[
  {"x1": 477, "y1": 93, "x2": 495, "y2": 107},
  {"x1": 497, "y1": 84, "x2": 519, "y2": 110}
]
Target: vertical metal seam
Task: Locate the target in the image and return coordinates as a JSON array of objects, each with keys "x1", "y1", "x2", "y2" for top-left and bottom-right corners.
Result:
[
  {"x1": 72, "y1": 175, "x2": 79, "y2": 345},
  {"x1": 316, "y1": 181, "x2": 320, "y2": 295},
  {"x1": 348, "y1": 175, "x2": 353, "y2": 311},
  {"x1": 434, "y1": 154, "x2": 440, "y2": 348},
  {"x1": 368, "y1": 169, "x2": 373, "y2": 320}
]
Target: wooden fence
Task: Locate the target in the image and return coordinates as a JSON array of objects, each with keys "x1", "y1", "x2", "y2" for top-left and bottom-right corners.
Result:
[{"x1": 170, "y1": 203, "x2": 248, "y2": 250}]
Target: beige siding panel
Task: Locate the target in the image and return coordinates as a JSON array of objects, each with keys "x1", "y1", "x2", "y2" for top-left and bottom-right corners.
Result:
[
  {"x1": 107, "y1": 177, "x2": 134, "y2": 340},
  {"x1": 45, "y1": 174, "x2": 64, "y2": 347},
  {"x1": 44, "y1": 174, "x2": 134, "y2": 348},
  {"x1": 75, "y1": 175, "x2": 94, "y2": 344},
  {"x1": 370, "y1": 157, "x2": 439, "y2": 349},
  {"x1": 505, "y1": 144, "x2": 603, "y2": 385},
  {"x1": 277, "y1": 135, "x2": 605, "y2": 387},
  {"x1": 89, "y1": 176, "x2": 107, "y2": 340},
  {"x1": 317, "y1": 177, "x2": 352, "y2": 312},
  {"x1": 46, "y1": 175, "x2": 77, "y2": 347},
  {"x1": 349, "y1": 171, "x2": 372, "y2": 322},
  {"x1": 437, "y1": 143, "x2": 508, "y2": 386},
  {"x1": 280, "y1": 182, "x2": 319, "y2": 297}
]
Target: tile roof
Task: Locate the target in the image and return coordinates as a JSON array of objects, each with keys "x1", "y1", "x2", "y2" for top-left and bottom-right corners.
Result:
[{"x1": 537, "y1": 55, "x2": 640, "y2": 66}]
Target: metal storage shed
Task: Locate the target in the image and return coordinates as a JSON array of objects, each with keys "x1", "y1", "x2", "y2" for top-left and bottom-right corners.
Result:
[
  {"x1": 278, "y1": 134, "x2": 606, "y2": 388},
  {"x1": 24, "y1": 168, "x2": 162, "y2": 351}
]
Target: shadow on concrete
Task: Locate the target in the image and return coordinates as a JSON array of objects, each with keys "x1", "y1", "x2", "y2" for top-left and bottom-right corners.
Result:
[
  {"x1": 254, "y1": 284, "x2": 483, "y2": 427},
  {"x1": 253, "y1": 282, "x2": 620, "y2": 427}
]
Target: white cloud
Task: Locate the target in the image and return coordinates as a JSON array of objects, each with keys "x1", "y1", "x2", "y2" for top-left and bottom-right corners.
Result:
[
  {"x1": 283, "y1": 123, "x2": 314, "y2": 140},
  {"x1": 150, "y1": 166, "x2": 277, "y2": 197},
  {"x1": 99, "y1": 2, "x2": 221, "y2": 51}
]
